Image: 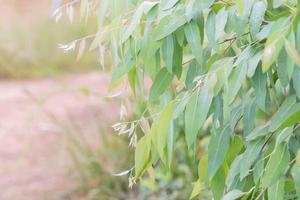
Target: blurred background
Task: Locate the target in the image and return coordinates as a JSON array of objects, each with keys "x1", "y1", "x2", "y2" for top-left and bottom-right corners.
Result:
[{"x1": 0, "y1": 1, "x2": 134, "y2": 199}]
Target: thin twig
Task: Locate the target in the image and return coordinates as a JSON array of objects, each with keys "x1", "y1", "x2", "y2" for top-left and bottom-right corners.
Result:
[{"x1": 254, "y1": 188, "x2": 266, "y2": 200}]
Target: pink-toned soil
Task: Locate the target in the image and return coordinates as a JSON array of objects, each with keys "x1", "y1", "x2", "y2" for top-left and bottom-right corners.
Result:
[{"x1": 0, "y1": 72, "x2": 119, "y2": 200}]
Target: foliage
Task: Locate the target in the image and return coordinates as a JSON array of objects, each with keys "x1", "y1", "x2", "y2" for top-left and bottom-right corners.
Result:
[{"x1": 61, "y1": 0, "x2": 300, "y2": 199}]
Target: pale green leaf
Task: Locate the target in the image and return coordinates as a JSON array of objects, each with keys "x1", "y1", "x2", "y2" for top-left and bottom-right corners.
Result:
[
  {"x1": 239, "y1": 139, "x2": 265, "y2": 179},
  {"x1": 189, "y1": 180, "x2": 204, "y2": 199},
  {"x1": 208, "y1": 125, "x2": 231, "y2": 179},
  {"x1": 269, "y1": 96, "x2": 297, "y2": 132},
  {"x1": 262, "y1": 143, "x2": 290, "y2": 187},
  {"x1": 222, "y1": 190, "x2": 244, "y2": 200},
  {"x1": 149, "y1": 68, "x2": 173, "y2": 101},
  {"x1": 249, "y1": 1, "x2": 266, "y2": 39},
  {"x1": 291, "y1": 165, "x2": 300, "y2": 199},
  {"x1": 293, "y1": 68, "x2": 300, "y2": 99},
  {"x1": 154, "y1": 8, "x2": 186, "y2": 40},
  {"x1": 162, "y1": 34, "x2": 175, "y2": 73},
  {"x1": 252, "y1": 67, "x2": 267, "y2": 111},
  {"x1": 211, "y1": 167, "x2": 225, "y2": 200},
  {"x1": 161, "y1": 0, "x2": 178, "y2": 10},
  {"x1": 285, "y1": 38, "x2": 300, "y2": 68},
  {"x1": 184, "y1": 20, "x2": 203, "y2": 64},
  {"x1": 155, "y1": 103, "x2": 174, "y2": 165},
  {"x1": 185, "y1": 80, "x2": 213, "y2": 147},
  {"x1": 268, "y1": 177, "x2": 285, "y2": 200},
  {"x1": 206, "y1": 10, "x2": 219, "y2": 52},
  {"x1": 215, "y1": 8, "x2": 228, "y2": 40},
  {"x1": 134, "y1": 134, "x2": 151, "y2": 179},
  {"x1": 227, "y1": 62, "x2": 247, "y2": 104}
]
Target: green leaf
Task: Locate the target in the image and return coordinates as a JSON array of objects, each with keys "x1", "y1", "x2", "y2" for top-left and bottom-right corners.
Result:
[
  {"x1": 208, "y1": 125, "x2": 231, "y2": 179},
  {"x1": 189, "y1": 180, "x2": 204, "y2": 199},
  {"x1": 185, "y1": 92, "x2": 199, "y2": 148},
  {"x1": 162, "y1": 34, "x2": 175, "y2": 73},
  {"x1": 215, "y1": 8, "x2": 228, "y2": 40},
  {"x1": 246, "y1": 124, "x2": 269, "y2": 141},
  {"x1": 249, "y1": 1, "x2": 266, "y2": 39},
  {"x1": 262, "y1": 143, "x2": 290, "y2": 187},
  {"x1": 239, "y1": 139, "x2": 265, "y2": 179},
  {"x1": 277, "y1": 48, "x2": 294, "y2": 87},
  {"x1": 277, "y1": 103, "x2": 300, "y2": 130},
  {"x1": 155, "y1": 103, "x2": 174, "y2": 165},
  {"x1": 222, "y1": 190, "x2": 244, "y2": 200},
  {"x1": 186, "y1": 0, "x2": 214, "y2": 20},
  {"x1": 292, "y1": 68, "x2": 300, "y2": 99},
  {"x1": 122, "y1": 2, "x2": 158, "y2": 43},
  {"x1": 134, "y1": 134, "x2": 151, "y2": 179},
  {"x1": 269, "y1": 96, "x2": 297, "y2": 132},
  {"x1": 184, "y1": 20, "x2": 203, "y2": 64},
  {"x1": 285, "y1": 38, "x2": 300, "y2": 68},
  {"x1": 236, "y1": 0, "x2": 244, "y2": 16},
  {"x1": 149, "y1": 68, "x2": 173, "y2": 101},
  {"x1": 198, "y1": 154, "x2": 209, "y2": 184},
  {"x1": 227, "y1": 62, "x2": 247, "y2": 104},
  {"x1": 261, "y1": 18, "x2": 289, "y2": 72},
  {"x1": 268, "y1": 177, "x2": 285, "y2": 200},
  {"x1": 252, "y1": 67, "x2": 267, "y2": 111},
  {"x1": 185, "y1": 60, "x2": 201, "y2": 89},
  {"x1": 226, "y1": 135, "x2": 244, "y2": 164},
  {"x1": 160, "y1": 0, "x2": 178, "y2": 10},
  {"x1": 291, "y1": 165, "x2": 300, "y2": 199},
  {"x1": 172, "y1": 37, "x2": 183, "y2": 78},
  {"x1": 206, "y1": 10, "x2": 219, "y2": 52},
  {"x1": 185, "y1": 80, "x2": 213, "y2": 147},
  {"x1": 154, "y1": 8, "x2": 187, "y2": 40},
  {"x1": 226, "y1": 155, "x2": 243, "y2": 190},
  {"x1": 262, "y1": 38, "x2": 284, "y2": 72},
  {"x1": 112, "y1": 53, "x2": 135, "y2": 82},
  {"x1": 211, "y1": 167, "x2": 225, "y2": 200}
]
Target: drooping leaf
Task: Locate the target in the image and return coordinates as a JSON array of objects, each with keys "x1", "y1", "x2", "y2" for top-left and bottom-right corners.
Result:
[
  {"x1": 291, "y1": 165, "x2": 300, "y2": 199},
  {"x1": 189, "y1": 180, "x2": 204, "y2": 199},
  {"x1": 206, "y1": 10, "x2": 219, "y2": 52},
  {"x1": 239, "y1": 139, "x2": 265, "y2": 179},
  {"x1": 155, "y1": 103, "x2": 174, "y2": 165},
  {"x1": 154, "y1": 7, "x2": 187, "y2": 40},
  {"x1": 292, "y1": 68, "x2": 300, "y2": 99},
  {"x1": 268, "y1": 177, "x2": 285, "y2": 200},
  {"x1": 184, "y1": 20, "x2": 203, "y2": 64},
  {"x1": 208, "y1": 125, "x2": 231, "y2": 179},
  {"x1": 269, "y1": 95, "x2": 297, "y2": 131},
  {"x1": 215, "y1": 8, "x2": 228, "y2": 40},
  {"x1": 285, "y1": 38, "x2": 300, "y2": 68},
  {"x1": 262, "y1": 143, "x2": 290, "y2": 187},
  {"x1": 249, "y1": 1, "x2": 266, "y2": 39},
  {"x1": 186, "y1": 0, "x2": 214, "y2": 20},
  {"x1": 185, "y1": 79, "x2": 214, "y2": 148},
  {"x1": 227, "y1": 62, "x2": 248, "y2": 104},
  {"x1": 134, "y1": 134, "x2": 151, "y2": 179},
  {"x1": 222, "y1": 189, "x2": 244, "y2": 200},
  {"x1": 252, "y1": 67, "x2": 267, "y2": 111},
  {"x1": 211, "y1": 167, "x2": 226, "y2": 200},
  {"x1": 149, "y1": 68, "x2": 173, "y2": 101},
  {"x1": 160, "y1": 0, "x2": 179, "y2": 10},
  {"x1": 262, "y1": 18, "x2": 289, "y2": 72}
]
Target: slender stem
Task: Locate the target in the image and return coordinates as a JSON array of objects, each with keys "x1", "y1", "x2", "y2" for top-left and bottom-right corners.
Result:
[{"x1": 254, "y1": 188, "x2": 266, "y2": 200}]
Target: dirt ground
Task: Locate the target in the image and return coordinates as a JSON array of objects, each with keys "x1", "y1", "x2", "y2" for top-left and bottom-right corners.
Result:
[{"x1": 0, "y1": 72, "x2": 120, "y2": 200}]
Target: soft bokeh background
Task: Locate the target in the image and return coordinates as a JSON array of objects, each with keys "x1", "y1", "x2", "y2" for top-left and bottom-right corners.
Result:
[{"x1": 0, "y1": 1, "x2": 135, "y2": 199}]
